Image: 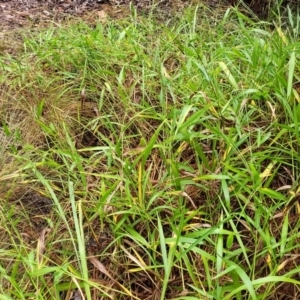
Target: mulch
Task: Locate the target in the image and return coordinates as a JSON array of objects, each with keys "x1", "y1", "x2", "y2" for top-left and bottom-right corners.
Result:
[
  {"x1": 0, "y1": 0, "x2": 176, "y2": 32},
  {"x1": 0, "y1": 0, "x2": 224, "y2": 32},
  {"x1": 0, "y1": 0, "x2": 109, "y2": 31}
]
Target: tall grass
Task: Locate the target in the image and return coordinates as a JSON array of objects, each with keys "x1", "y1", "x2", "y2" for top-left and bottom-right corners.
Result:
[{"x1": 0, "y1": 4, "x2": 300, "y2": 299}]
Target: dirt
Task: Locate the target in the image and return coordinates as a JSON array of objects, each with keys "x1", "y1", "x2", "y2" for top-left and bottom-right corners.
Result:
[
  {"x1": 1, "y1": 0, "x2": 298, "y2": 38},
  {"x1": 0, "y1": 0, "x2": 109, "y2": 32},
  {"x1": 0, "y1": 0, "x2": 224, "y2": 33}
]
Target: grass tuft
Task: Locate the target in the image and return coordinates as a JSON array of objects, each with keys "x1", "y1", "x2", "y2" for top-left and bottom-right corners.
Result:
[{"x1": 1, "y1": 4, "x2": 300, "y2": 299}]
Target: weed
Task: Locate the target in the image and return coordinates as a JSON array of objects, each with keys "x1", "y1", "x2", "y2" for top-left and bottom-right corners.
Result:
[{"x1": 0, "y1": 4, "x2": 300, "y2": 300}]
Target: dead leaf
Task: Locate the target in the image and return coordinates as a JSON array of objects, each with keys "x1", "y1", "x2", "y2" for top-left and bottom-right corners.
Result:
[
  {"x1": 37, "y1": 228, "x2": 51, "y2": 266},
  {"x1": 89, "y1": 256, "x2": 114, "y2": 280},
  {"x1": 88, "y1": 255, "x2": 135, "y2": 298}
]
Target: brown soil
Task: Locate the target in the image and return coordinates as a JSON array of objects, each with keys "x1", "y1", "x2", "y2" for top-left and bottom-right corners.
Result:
[
  {"x1": 0, "y1": 0, "x2": 115, "y2": 32},
  {"x1": 0, "y1": 0, "x2": 225, "y2": 32},
  {"x1": 1, "y1": 0, "x2": 298, "y2": 37}
]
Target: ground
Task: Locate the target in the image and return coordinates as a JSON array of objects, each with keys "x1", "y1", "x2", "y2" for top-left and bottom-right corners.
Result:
[
  {"x1": 1, "y1": 1, "x2": 300, "y2": 299},
  {"x1": 0, "y1": 0, "x2": 224, "y2": 32}
]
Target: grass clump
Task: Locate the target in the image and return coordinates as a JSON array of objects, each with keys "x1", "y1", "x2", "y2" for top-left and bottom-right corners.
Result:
[{"x1": 1, "y1": 4, "x2": 300, "y2": 300}]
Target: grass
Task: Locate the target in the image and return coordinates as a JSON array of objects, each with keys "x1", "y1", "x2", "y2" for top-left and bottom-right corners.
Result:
[{"x1": 1, "y1": 3, "x2": 300, "y2": 299}]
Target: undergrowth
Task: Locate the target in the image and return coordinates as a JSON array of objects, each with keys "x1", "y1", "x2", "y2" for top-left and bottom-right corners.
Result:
[{"x1": 0, "y1": 4, "x2": 300, "y2": 300}]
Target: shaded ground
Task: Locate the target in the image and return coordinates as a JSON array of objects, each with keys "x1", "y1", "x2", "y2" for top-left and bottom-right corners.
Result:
[
  {"x1": 0, "y1": 0, "x2": 223, "y2": 32},
  {"x1": 0, "y1": 0, "x2": 110, "y2": 31},
  {"x1": 1, "y1": 0, "x2": 298, "y2": 39},
  {"x1": 6, "y1": 0, "x2": 299, "y2": 34}
]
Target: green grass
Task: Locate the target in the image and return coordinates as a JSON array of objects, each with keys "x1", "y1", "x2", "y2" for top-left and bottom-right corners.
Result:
[{"x1": 1, "y1": 4, "x2": 300, "y2": 299}]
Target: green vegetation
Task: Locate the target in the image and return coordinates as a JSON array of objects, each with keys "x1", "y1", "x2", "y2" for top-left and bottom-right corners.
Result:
[{"x1": 1, "y1": 4, "x2": 300, "y2": 299}]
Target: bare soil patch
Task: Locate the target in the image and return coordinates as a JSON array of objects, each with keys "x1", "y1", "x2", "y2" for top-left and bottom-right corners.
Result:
[{"x1": 0, "y1": 0, "x2": 223, "y2": 32}]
